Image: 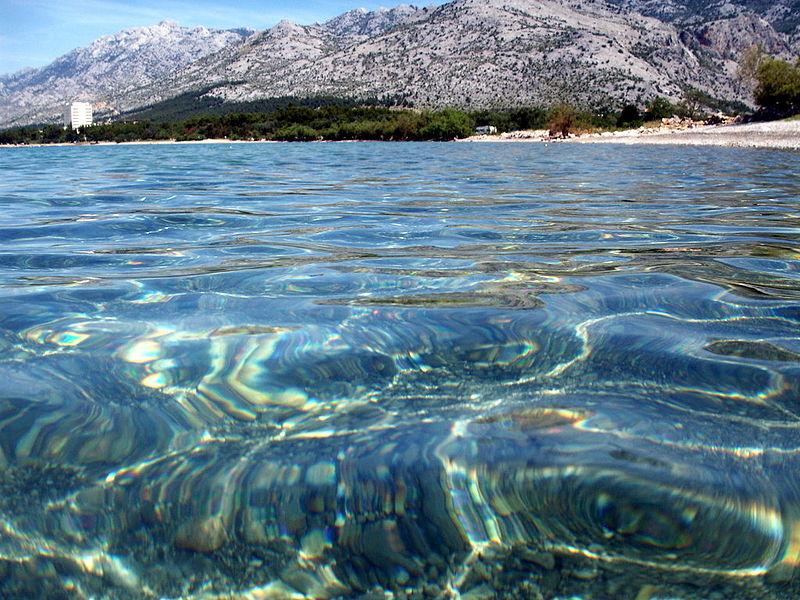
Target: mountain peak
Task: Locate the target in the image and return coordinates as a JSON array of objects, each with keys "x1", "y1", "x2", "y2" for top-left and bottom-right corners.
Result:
[
  {"x1": 322, "y1": 4, "x2": 423, "y2": 37},
  {"x1": 0, "y1": 22, "x2": 252, "y2": 126},
  {"x1": 1, "y1": 0, "x2": 799, "y2": 128},
  {"x1": 268, "y1": 19, "x2": 308, "y2": 37}
]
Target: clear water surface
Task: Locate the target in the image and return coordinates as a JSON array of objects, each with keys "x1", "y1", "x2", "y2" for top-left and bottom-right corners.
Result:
[{"x1": 0, "y1": 142, "x2": 799, "y2": 599}]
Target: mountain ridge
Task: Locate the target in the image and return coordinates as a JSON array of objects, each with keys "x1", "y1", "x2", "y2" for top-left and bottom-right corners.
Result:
[
  {"x1": 1, "y1": 0, "x2": 797, "y2": 127},
  {"x1": 0, "y1": 22, "x2": 254, "y2": 127}
]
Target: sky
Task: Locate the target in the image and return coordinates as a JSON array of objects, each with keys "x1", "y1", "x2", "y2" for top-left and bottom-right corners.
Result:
[{"x1": 0, "y1": 0, "x2": 430, "y2": 76}]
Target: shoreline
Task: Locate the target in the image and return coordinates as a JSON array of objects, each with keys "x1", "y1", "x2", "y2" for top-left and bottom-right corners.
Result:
[
  {"x1": 0, "y1": 138, "x2": 279, "y2": 148},
  {"x1": 568, "y1": 120, "x2": 800, "y2": 149},
  {"x1": 0, "y1": 138, "x2": 438, "y2": 148},
  {"x1": 1, "y1": 120, "x2": 798, "y2": 150},
  {"x1": 463, "y1": 119, "x2": 800, "y2": 150}
]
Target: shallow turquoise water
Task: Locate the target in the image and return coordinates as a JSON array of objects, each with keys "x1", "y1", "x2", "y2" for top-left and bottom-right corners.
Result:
[{"x1": 0, "y1": 142, "x2": 799, "y2": 598}]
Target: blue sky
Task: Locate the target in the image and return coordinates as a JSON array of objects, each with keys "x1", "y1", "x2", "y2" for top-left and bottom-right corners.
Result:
[{"x1": 0, "y1": 0, "x2": 433, "y2": 76}]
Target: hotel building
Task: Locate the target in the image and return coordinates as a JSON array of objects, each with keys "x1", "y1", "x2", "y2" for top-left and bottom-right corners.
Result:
[{"x1": 64, "y1": 102, "x2": 93, "y2": 130}]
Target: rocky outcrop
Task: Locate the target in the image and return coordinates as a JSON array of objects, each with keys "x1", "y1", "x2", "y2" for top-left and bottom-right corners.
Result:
[{"x1": 695, "y1": 15, "x2": 793, "y2": 60}]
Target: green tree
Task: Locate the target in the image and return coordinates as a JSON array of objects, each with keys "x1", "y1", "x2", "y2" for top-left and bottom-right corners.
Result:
[
  {"x1": 643, "y1": 97, "x2": 676, "y2": 121},
  {"x1": 420, "y1": 110, "x2": 474, "y2": 140},
  {"x1": 274, "y1": 124, "x2": 319, "y2": 141},
  {"x1": 754, "y1": 58, "x2": 800, "y2": 117},
  {"x1": 616, "y1": 104, "x2": 642, "y2": 128},
  {"x1": 681, "y1": 88, "x2": 706, "y2": 119}
]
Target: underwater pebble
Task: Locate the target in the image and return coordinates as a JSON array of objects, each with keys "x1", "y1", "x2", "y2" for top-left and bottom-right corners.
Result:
[
  {"x1": 242, "y1": 511, "x2": 270, "y2": 544},
  {"x1": 300, "y1": 529, "x2": 332, "y2": 558},
  {"x1": 635, "y1": 585, "x2": 659, "y2": 600},
  {"x1": 766, "y1": 564, "x2": 795, "y2": 584},
  {"x1": 361, "y1": 587, "x2": 392, "y2": 599},
  {"x1": 74, "y1": 487, "x2": 106, "y2": 512},
  {"x1": 514, "y1": 581, "x2": 544, "y2": 600},
  {"x1": 461, "y1": 583, "x2": 495, "y2": 600},
  {"x1": 519, "y1": 549, "x2": 555, "y2": 570},
  {"x1": 568, "y1": 564, "x2": 598, "y2": 580},
  {"x1": 173, "y1": 516, "x2": 228, "y2": 553},
  {"x1": 473, "y1": 561, "x2": 492, "y2": 581},
  {"x1": 280, "y1": 565, "x2": 320, "y2": 596}
]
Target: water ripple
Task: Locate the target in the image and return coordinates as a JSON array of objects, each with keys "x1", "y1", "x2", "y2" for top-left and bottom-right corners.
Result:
[{"x1": 0, "y1": 143, "x2": 799, "y2": 598}]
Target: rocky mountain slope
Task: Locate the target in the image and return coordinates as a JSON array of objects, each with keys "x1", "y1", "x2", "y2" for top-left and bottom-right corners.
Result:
[
  {"x1": 117, "y1": 6, "x2": 430, "y2": 113},
  {"x1": 0, "y1": 21, "x2": 252, "y2": 127},
  {"x1": 609, "y1": 0, "x2": 798, "y2": 56},
  {"x1": 123, "y1": 0, "x2": 791, "y2": 114},
  {"x1": 613, "y1": 0, "x2": 800, "y2": 39},
  {"x1": 1, "y1": 0, "x2": 797, "y2": 127}
]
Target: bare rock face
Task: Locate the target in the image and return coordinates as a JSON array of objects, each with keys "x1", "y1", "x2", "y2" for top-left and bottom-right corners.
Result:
[
  {"x1": 609, "y1": 0, "x2": 799, "y2": 38},
  {"x1": 148, "y1": 0, "x2": 790, "y2": 112},
  {"x1": 608, "y1": 0, "x2": 799, "y2": 58},
  {"x1": 695, "y1": 15, "x2": 793, "y2": 60},
  {"x1": 1, "y1": 0, "x2": 798, "y2": 127},
  {"x1": 0, "y1": 22, "x2": 253, "y2": 127}
]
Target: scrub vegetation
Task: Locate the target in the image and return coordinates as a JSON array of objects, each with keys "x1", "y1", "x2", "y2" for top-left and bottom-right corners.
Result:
[{"x1": 0, "y1": 85, "x2": 779, "y2": 145}]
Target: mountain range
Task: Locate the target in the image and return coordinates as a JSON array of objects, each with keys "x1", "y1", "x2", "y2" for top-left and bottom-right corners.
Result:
[{"x1": 1, "y1": 0, "x2": 798, "y2": 128}]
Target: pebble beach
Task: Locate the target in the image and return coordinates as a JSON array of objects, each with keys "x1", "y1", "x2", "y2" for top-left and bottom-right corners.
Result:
[{"x1": 465, "y1": 119, "x2": 800, "y2": 150}]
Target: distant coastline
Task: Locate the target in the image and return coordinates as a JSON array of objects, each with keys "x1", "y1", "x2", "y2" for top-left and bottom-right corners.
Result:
[
  {"x1": 3, "y1": 120, "x2": 798, "y2": 150},
  {"x1": 0, "y1": 139, "x2": 278, "y2": 148}
]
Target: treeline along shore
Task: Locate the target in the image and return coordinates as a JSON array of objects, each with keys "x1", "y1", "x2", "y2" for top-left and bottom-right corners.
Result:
[{"x1": 0, "y1": 99, "x2": 736, "y2": 145}]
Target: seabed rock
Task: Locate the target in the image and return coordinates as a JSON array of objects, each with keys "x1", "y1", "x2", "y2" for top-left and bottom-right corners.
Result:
[{"x1": 174, "y1": 516, "x2": 229, "y2": 553}]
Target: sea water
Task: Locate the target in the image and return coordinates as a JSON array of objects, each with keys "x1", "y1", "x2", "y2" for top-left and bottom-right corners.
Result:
[{"x1": 0, "y1": 142, "x2": 799, "y2": 599}]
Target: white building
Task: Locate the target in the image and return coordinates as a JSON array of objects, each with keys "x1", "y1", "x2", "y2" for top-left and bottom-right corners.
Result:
[{"x1": 64, "y1": 102, "x2": 93, "y2": 130}]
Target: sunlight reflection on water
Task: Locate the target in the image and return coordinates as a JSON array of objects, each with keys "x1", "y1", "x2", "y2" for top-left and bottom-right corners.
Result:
[{"x1": 0, "y1": 142, "x2": 799, "y2": 598}]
